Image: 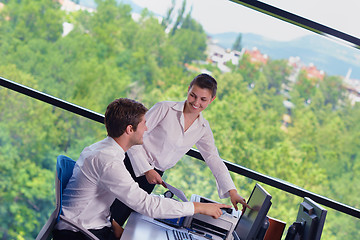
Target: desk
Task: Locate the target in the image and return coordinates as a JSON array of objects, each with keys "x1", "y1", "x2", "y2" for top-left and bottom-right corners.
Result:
[
  {"x1": 121, "y1": 212, "x2": 169, "y2": 240},
  {"x1": 264, "y1": 217, "x2": 286, "y2": 240},
  {"x1": 121, "y1": 212, "x2": 209, "y2": 240}
]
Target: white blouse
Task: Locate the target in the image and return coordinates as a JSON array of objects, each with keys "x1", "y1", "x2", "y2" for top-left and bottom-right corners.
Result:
[
  {"x1": 56, "y1": 137, "x2": 194, "y2": 231},
  {"x1": 127, "y1": 101, "x2": 236, "y2": 199}
]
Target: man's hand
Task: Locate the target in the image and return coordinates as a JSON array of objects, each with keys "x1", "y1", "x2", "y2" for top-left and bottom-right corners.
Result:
[
  {"x1": 229, "y1": 189, "x2": 250, "y2": 212},
  {"x1": 193, "y1": 202, "x2": 232, "y2": 219},
  {"x1": 145, "y1": 169, "x2": 166, "y2": 187}
]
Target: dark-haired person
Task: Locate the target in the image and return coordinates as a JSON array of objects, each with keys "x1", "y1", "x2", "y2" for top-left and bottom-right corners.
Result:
[
  {"x1": 111, "y1": 74, "x2": 250, "y2": 237},
  {"x1": 53, "y1": 98, "x2": 230, "y2": 240}
]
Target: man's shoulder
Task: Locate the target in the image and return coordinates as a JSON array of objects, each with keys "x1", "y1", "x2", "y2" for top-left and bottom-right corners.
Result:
[
  {"x1": 97, "y1": 148, "x2": 123, "y2": 161},
  {"x1": 84, "y1": 138, "x2": 124, "y2": 162}
]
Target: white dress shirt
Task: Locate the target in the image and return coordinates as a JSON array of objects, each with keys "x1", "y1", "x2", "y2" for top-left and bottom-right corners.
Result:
[
  {"x1": 127, "y1": 101, "x2": 236, "y2": 199},
  {"x1": 55, "y1": 137, "x2": 194, "y2": 231}
]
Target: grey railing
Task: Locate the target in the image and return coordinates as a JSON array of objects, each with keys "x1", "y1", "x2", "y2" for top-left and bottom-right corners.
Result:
[
  {"x1": 1, "y1": 76, "x2": 360, "y2": 219},
  {"x1": 229, "y1": 0, "x2": 360, "y2": 49}
]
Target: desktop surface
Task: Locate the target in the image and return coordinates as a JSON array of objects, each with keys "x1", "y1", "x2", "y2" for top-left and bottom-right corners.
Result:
[
  {"x1": 121, "y1": 212, "x2": 168, "y2": 240},
  {"x1": 121, "y1": 212, "x2": 209, "y2": 240}
]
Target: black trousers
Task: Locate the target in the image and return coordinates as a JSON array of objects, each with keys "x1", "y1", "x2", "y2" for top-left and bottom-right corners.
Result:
[
  {"x1": 110, "y1": 153, "x2": 164, "y2": 226},
  {"x1": 53, "y1": 226, "x2": 117, "y2": 240}
]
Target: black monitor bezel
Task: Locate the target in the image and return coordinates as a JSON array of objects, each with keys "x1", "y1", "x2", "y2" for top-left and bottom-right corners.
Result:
[
  {"x1": 297, "y1": 197, "x2": 327, "y2": 240},
  {"x1": 233, "y1": 183, "x2": 272, "y2": 240}
]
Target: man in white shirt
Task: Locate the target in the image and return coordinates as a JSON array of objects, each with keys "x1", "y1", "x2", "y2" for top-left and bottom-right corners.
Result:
[{"x1": 53, "y1": 98, "x2": 230, "y2": 240}]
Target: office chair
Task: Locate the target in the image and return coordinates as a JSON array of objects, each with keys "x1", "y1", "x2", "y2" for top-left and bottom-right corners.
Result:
[{"x1": 36, "y1": 155, "x2": 99, "y2": 240}]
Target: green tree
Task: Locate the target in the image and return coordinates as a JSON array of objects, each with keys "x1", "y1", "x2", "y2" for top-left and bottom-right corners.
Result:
[
  {"x1": 170, "y1": 16, "x2": 207, "y2": 63},
  {"x1": 0, "y1": 66, "x2": 55, "y2": 239},
  {"x1": 319, "y1": 75, "x2": 346, "y2": 108},
  {"x1": 91, "y1": 0, "x2": 134, "y2": 58},
  {"x1": 263, "y1": 59, "x2": 291, "y2": 93},
  {"x1": 232, "y1": 33, "x2": 242, "y2": 51},
  {"x1": 170, "y1": 0, "x2": 187, "y2": 36},
  {"x1": 161, "y1": 0, "x2": 175, "y2": 29},
  {"x1": 292, "y1": 70, "x2": 318, "y2": 102},
  {"x1": 236, "y1": 53, "x2": 260, "y2": 87},
  {"x1": 0, "y1": 0, "x2": 63, "y2": 43}
]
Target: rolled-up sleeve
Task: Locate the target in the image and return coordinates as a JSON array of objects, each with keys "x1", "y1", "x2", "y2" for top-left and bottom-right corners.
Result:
[
  {"x1": 127, "y1": 145, "x2": 153, "y2": 177},
  {"x1": 128, "y1": 102, "x2": 169, "y2": 177}
]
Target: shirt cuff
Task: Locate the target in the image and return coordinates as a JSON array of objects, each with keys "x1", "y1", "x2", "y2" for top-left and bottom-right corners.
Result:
[
  {"x1": 184, "y1": 202, "x2": 195, "y2": 215},
  {"x1": 136, "y1": 164, "x2": 154, "y2": 177},
  {"x1": 127, "y1": 149, "x2": 153, "y2": 177},
  {"x1": 216, "y1": 177, "x2": 236, "y2": 199}
]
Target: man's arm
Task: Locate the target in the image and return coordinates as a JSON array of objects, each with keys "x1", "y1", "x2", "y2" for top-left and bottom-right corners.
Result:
[
  {"x1": 193, "y1": 202, "x2": 232, "y2": 219},
  {"x1": 104, "y1": 159, "x2": 231, "y2": 220}
]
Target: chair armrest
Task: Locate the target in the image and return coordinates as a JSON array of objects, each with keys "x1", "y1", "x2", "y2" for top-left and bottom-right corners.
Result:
[
  {"x1": 60, "y1": 215, "x2": 100, "y2": 240},
  {"x1": 35, "y1": 210, "x2": 58, "y2": 240}
]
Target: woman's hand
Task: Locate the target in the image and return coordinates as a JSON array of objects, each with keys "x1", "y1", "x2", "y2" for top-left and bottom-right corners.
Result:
[
  {"x1": 229, "y1": 189, "x2": 250, "y2": 212},
  {"x1": 193, "y1": 202, "x2": 232, "y2": 219},
  {"x1": 145, "y1": 169, "x2": 166, "y2": 187}
]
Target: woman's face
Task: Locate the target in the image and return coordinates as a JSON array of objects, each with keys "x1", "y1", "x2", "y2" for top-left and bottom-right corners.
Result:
[{"x1": 185, "y1": 84, "x2": 215, "y2": 114}]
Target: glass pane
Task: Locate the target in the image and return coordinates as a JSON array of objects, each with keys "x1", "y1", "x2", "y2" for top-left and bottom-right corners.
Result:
[
  {"x1": 1, "y1": 0, "x2": 359, "y2": 239},
  {"x1": 0, "y1": 88, "x2": 104, "y2": 238},
  {"x1": 262, "y1": 0, "x2": 360, "y2": 39}
]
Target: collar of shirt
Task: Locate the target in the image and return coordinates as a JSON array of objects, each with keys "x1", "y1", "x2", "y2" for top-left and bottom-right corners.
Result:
[
  {"x1": 171, "y1": 101, "x2": 207, "y2": 129},
  {"x1": 105, "y1": 136, "x2": 125, "y2": 156}
]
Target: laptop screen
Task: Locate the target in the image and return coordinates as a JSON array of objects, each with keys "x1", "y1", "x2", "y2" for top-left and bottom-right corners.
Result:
[{"x1": 233, "y1": 183, "x2": 272, "y2": 240}]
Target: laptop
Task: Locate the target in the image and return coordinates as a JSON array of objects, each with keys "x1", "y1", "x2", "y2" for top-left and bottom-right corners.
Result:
[
  {"x1": 166, "y1": 228, "x2": 213, "y2": 240},
  {"x1": 163, "y1": 183, "x2": 272, "y2": 240},
  {"x1": 166, "y1": 229, "x2": 194, "y2": 240}
]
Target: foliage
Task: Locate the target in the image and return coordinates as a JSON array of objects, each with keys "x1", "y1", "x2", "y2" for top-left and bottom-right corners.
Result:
[
  {"x1": 0, "y1": 0, "x2": 63, "y2": 43},
  {"x1": 232, "y1": 33, "x2": 242, "y2": 51}
]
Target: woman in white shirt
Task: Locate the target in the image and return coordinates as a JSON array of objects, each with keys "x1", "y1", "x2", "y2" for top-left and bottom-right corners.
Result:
[{"x1": 110, "y1": 74, "x2": 250, "y2": 237}]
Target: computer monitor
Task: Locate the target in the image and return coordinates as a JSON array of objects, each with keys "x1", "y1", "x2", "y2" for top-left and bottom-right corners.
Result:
[
  {"x1": 233, "y1": 183, "x2": 272, "y2": 240},
  {"x1": 285, "y1": 197, "x2": 327, "y2": 240}
]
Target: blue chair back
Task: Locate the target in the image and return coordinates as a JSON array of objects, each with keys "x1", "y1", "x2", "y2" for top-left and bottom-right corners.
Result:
[
  {"x1": 56, "y1": 155, "x2": 76, "y2": 221},
  {"x1": 36, "y1": 155, "x2": 99, "y2": 240}
]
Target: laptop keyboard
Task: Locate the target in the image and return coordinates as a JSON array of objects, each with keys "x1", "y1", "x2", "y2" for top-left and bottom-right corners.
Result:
[{"x1": 166, "y1": 229, "x2": 194, "y2": 240}]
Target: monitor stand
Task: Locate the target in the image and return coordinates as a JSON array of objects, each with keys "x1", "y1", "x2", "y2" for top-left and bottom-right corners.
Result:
[{"x1": 284, "y1": 221, "x2": 305, "y2": 240}]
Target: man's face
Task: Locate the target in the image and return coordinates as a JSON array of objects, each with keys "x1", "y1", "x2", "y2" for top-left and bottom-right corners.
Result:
[{"x1": 131, "y1": 115, "x2": 147, "y2": 145}]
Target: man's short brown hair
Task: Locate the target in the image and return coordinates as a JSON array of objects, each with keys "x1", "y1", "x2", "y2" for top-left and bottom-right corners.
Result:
[{"x1": 105, "y1": 98, "x2": 148, "y2": 138}]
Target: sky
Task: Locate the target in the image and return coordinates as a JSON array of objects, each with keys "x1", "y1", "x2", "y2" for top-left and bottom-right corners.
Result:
[{"x1": 131, "y1": 0, "x2": 360, "y2": 42}]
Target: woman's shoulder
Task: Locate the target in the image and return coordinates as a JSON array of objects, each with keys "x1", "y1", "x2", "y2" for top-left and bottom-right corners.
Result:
[
  {"x1": 156, "y1": 100, "x2": 178, "y2": 106},
  {"x1": 151, "y1": 101, "x2": 180, "y2": 110},
  {"x1": 147, "y1": 101, "x2": 185, "y2": 117}
]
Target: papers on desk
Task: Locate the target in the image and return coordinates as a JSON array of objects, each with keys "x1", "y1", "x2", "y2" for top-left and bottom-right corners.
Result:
[{"x1": 163, "y1": 181, "x2": 188, "y2": 202}]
